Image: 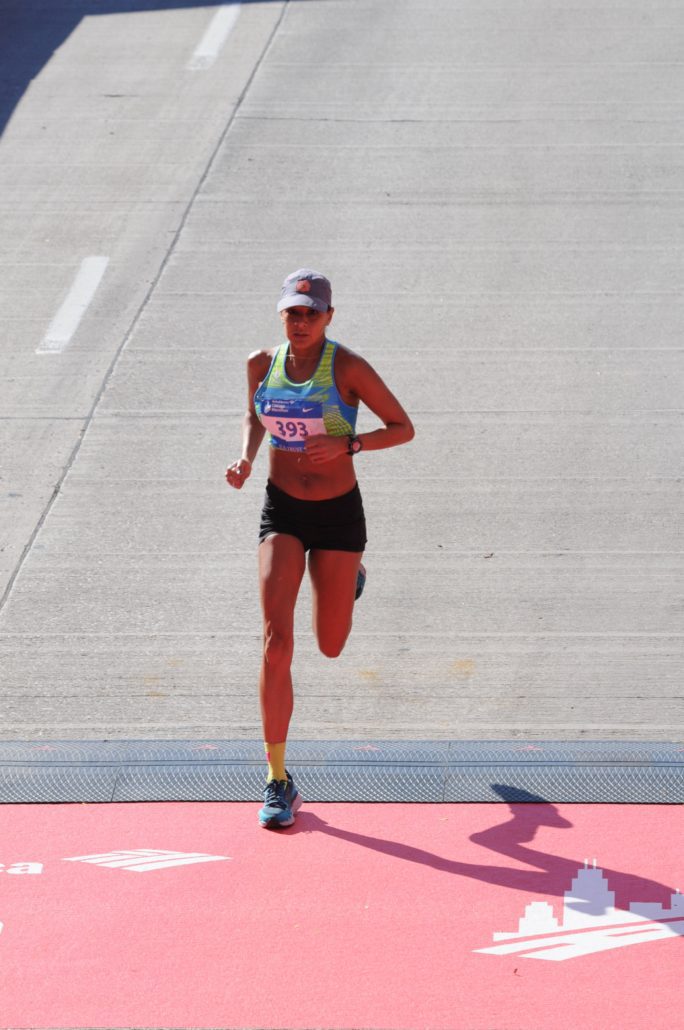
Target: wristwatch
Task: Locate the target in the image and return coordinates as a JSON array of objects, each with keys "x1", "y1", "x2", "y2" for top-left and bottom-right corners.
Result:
[{"x1": 347, "y1": 434, "x2": 363, "y2": 456}]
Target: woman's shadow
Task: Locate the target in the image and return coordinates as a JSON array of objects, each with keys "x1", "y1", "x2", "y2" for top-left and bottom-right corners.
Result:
[{"x1": 290, "y1": 784, "x2": 679, "y2": 917}]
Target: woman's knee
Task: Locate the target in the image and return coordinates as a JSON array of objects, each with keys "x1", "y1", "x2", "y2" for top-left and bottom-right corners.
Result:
[
  {"x1": 317, "y1": 626, "x2": 350, "y2": 659},
  {"x1": 262, "y1": 624, "x2": 294, "y2": 668}
]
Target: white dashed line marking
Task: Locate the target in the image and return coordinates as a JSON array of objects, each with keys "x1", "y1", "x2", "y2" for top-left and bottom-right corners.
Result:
[
  {"x1": 36, "y1": 255, "x2": 109, "y2": 354},
  {"x1": 187, "y1": 4, "x2": 241, "y2": 70}
]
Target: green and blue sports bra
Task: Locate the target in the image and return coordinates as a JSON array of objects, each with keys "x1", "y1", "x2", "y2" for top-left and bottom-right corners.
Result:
[{"x1": 254, "y1": 339, "x2": 358, "y2": 453}]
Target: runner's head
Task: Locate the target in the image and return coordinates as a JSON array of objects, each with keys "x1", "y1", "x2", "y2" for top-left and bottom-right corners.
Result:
[{"x1": 278, "y1": 269, "x2": 334, "y2": 346}]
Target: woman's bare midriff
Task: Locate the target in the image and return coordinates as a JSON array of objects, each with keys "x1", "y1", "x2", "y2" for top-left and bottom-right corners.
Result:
[{"x1": 268, "y1": 449, "x2": 357, "y2": 500}]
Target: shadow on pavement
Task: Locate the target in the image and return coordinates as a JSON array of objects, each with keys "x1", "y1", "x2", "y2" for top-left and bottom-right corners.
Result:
[
  {"x1": 293, "y1": 788, "x2": 678, "y2": 917},
  {"x1": 0, "y1": 0, "x2": 290, "y2": 139}
]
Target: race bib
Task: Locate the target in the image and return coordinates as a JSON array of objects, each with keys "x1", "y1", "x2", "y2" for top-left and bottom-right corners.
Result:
[{"x1": 261, "y1": 398, "x2": 326, "y2": 451}]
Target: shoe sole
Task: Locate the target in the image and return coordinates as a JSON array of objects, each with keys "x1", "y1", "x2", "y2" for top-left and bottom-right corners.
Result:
[{"x1": 259, "y1": 790, "x2": 303, "y2": 829}]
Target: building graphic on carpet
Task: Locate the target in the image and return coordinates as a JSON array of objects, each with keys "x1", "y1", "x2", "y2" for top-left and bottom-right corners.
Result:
[{"x1": 476, "y1": 860, "x2": 684, "y2": 960}]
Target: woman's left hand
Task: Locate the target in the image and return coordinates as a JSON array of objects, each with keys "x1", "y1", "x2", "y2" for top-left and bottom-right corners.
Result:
[{"x1": 304, "y1": 434, "x2": 348, "y2": 464}]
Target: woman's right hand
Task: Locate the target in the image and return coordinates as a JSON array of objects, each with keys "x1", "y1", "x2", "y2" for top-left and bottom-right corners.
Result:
[{"x1": 225, "y1": 458, "x2": 252, "y2": 490}]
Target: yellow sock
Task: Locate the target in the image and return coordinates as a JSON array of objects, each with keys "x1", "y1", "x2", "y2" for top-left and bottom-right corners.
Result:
[{"x1": 265, "y1": 742, "x2": 287, "y2": 783}]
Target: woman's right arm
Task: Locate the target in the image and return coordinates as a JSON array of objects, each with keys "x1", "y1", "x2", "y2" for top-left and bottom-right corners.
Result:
[{"x1": 225, "y1": 350, "x2": 271, "y2": 490}]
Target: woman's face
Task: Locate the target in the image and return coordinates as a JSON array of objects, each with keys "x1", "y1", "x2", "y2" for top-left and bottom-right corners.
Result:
[{"x1": 280, "y1": 305, "x2": 333, "y2": 348}]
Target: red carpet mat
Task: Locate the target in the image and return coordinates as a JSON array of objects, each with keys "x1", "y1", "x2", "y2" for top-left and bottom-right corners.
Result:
[{"x1": 0, "y1": 800, "x2": 681, "y2": 1029}]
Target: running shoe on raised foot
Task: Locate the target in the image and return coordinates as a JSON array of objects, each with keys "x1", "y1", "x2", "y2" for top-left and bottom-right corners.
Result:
[
  {"x1": 258, "y1": 771, "x2": 302, "y2": 829},
  {"x1": 355, "y1": 562, "x2": 367, "y2": 601}
]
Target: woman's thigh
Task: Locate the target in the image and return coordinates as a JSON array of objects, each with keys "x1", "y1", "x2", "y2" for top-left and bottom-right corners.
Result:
[
  {"x1": 308, "y1": 548, "x2": 363, "y2": 657},
  {"x1": 258, "y1": 533, "x2": 307, "y2": 632}
]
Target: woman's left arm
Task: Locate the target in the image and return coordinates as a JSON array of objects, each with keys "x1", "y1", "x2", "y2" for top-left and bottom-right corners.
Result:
[
  {"x1": 304, "y1": 352, "x2": 414, "y2": 464},
  {"x1": 346, "y1": 353, "x2": 415, "y2": 452}
]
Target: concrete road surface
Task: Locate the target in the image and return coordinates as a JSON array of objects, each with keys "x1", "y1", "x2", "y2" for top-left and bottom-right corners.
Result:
[{"x1": 1, "y1": 0, "x2": 682, "y2": 741}]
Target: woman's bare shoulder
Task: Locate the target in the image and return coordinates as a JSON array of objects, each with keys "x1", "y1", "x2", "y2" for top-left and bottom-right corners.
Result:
[
  {"x1": 247, "y1": 348, "x2": 276, "y2": 378},
  {"x1": 334, "y1": 342, "x2": 377, "y2": 385},
  {"x1": 334, "y1": 342, "x2": 372, "y2": 374}
]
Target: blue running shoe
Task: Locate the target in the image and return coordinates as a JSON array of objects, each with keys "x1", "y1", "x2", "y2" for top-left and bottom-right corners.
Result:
[
  {"x1": 355, "y1": 562, "x2": 367, "y2": 601},
  {"x1": 258, "y1": 771, "x2": 302, "y2": 829}
]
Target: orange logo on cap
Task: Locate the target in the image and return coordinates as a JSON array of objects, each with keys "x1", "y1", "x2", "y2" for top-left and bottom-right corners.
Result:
[{"x1": 295, "y1": 279, "x2": 311, "y2": 293}]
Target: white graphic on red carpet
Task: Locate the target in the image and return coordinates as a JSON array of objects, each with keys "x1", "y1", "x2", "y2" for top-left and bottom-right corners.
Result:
[
  {"x1": 476, "y1": 859, "x2": 684, "y2": 960},
  {"x1": 63, "y1": 849, "x2": 231, "y2": 873}
]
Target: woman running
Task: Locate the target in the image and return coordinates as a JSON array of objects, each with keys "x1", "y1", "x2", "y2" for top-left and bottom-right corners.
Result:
[{"x1": 226, "y1": 269, "x2": 414, "y2": 828}]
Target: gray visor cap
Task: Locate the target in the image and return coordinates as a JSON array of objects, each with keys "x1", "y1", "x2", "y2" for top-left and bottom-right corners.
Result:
[{"x1": 277, "y1": 268, "x2": 332, "y2": 313}]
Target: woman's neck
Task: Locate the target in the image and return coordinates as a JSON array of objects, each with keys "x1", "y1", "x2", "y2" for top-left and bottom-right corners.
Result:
[{"x1": 286, "y1": 337, "x2": 326, "y2": 363}]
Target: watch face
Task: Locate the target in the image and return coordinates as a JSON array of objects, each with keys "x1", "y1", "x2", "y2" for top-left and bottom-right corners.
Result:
[{"x1": 352, "y1": 439, "x2": 362, "y2": 453}]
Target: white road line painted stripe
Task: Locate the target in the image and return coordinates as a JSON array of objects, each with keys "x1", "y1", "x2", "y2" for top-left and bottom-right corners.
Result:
[
  {"x1": 187, "y1": 3, "x2": 241, "y2": 70},
  {"x1": 36, "y1": 256, "x2": 109, "y2": 354}
]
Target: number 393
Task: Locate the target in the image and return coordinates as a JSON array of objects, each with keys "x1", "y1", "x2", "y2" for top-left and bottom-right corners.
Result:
[{"x1": 275, "y1": 420, "x2": 308, "y2": 439}]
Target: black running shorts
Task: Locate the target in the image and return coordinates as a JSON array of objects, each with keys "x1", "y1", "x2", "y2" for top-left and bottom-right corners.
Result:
[{"x1": 258, "y1": 480, "x2": 367, "y2": 553}]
